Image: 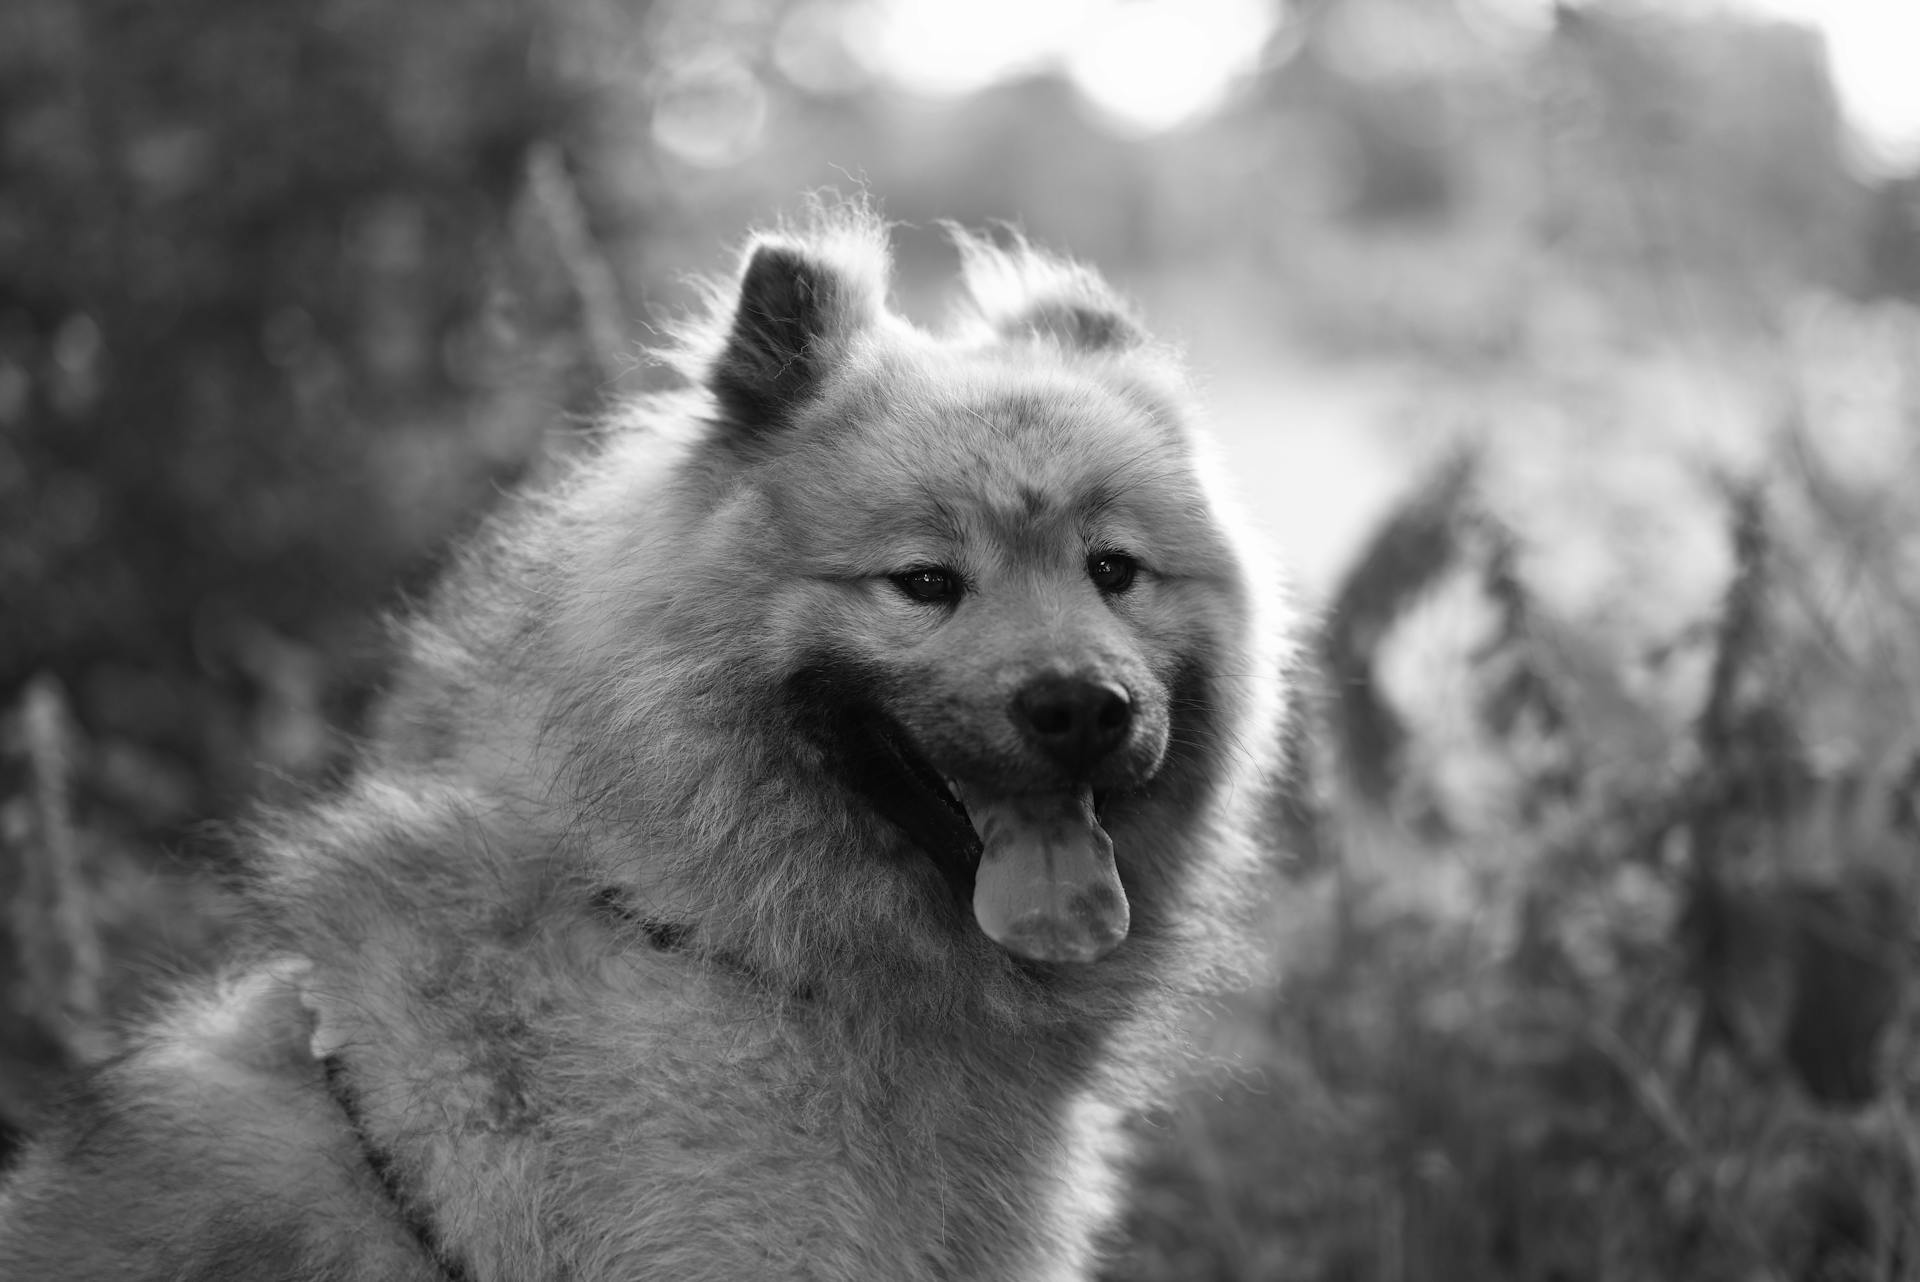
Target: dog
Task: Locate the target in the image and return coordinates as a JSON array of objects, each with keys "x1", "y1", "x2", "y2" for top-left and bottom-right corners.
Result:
[{"x1": 0, "y1": 206, "x2": 1297, "y2": 1280}]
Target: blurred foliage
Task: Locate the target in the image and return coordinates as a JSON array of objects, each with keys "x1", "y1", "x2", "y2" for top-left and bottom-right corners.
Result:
[
  {"x1": 1129, "y1": 400, "x2": 1920, "y2": 1279},
  {"x1": 0, "y1": 0, "x2": 639, "y2": 1141},
  {"x1": 6, "y1": 0, "x2": 1920, "y2": 1277},
  {"x1": 0, "y1": 0, "x2": 618, "y2": 811}
]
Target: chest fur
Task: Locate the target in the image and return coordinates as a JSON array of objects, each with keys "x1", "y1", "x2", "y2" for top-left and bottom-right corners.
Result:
[{"x1": 310, "y1": 939, "x2": 1124, "y2": 1282}]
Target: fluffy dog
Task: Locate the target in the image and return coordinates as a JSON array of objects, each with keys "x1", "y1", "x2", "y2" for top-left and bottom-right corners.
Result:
[{"x1": 0, "y1": 208, "x2": 1296, "y2": 1280}]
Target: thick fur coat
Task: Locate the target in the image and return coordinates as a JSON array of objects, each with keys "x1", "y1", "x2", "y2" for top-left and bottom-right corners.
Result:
[{"x1": 0, "y1": 210, "x2": 1296, "y2": 1281}]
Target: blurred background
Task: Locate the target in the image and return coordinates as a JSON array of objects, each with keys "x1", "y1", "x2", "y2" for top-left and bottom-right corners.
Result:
[{"x1": 5, "y1": 0, "x2": 1920, "y2": 1276}]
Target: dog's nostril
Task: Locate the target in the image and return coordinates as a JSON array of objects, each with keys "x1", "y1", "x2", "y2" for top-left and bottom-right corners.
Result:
[
  {"x1": 1028, "y1": 704, "x2": 1072, "y2": 736},
  {"x1": 1013, "y1": 677, "x2": 1132, "y2": 771}
]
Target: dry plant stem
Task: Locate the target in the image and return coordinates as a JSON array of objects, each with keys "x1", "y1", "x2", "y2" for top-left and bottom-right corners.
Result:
[
  {"x1": 1581, "y1": 1015, "x2": 1788, "y2": 1282},
  {"x1": 525, "y1": 141, "x2": 630, "y2": 389},
  {"x1": 14, "y1": 675, "x2": 108, "y2": 1060}
]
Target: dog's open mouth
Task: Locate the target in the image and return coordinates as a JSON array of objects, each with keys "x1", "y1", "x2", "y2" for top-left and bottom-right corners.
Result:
[
  {"x1": 862, "y1": 717, "x2": 1129, "y2": 965},
  {"x1": 946, "y1": 782, "x2": 1129, "y2": 964},
  {"x1": 787, "y1": 659, "x2": 1133, "y2": 965}
]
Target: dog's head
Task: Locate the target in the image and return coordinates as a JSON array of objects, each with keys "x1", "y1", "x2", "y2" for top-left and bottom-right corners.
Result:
[{"x1": 687, "y1": 215, "x2": 1275, "y2": 965}]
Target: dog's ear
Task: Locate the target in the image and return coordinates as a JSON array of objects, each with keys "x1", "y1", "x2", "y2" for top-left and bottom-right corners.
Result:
[
  {"x1": 710, "y1": 236, "x2": 883, "y2": 432},
  {"x1": 953, "y1": 230, "x2": 1145, "y2": 354}
]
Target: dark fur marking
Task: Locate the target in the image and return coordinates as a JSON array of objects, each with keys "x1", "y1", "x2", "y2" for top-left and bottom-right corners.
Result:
[
  {"x1": 0, "y1": 1118, "x2": 22, "y2": 1173},
  {"x1": 785, "y1": 652, "x2": 982, "y2": 902},
  {"x1": 589, "y1": 887, "x2": 692, "y2": 952},
  {"x1": 1011, "y1": 301, "x2": 1143, "y2": 351},
  {"x1": 1156, "y1": 654, "x2": 1223, "y2": 805},
  {"x1": 589, "y1": 889, "x2": 815, "y2": 999},
  {"x1": 322, "y1": 1054, "x2": 468, "y2": 1282},
  {"x1": 641, "y1": 919, "x2": 691, "y2": 952}
]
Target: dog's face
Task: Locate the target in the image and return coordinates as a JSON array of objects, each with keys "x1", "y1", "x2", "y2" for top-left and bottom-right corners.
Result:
[{"x1": 700, "y1": 228, "x2": 1256, "y2": 965}]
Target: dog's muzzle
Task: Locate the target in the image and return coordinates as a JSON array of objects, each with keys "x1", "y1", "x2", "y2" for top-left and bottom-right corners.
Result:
[{"x1": 787, "y1": 658, "x2": 1139, "y2": 965}]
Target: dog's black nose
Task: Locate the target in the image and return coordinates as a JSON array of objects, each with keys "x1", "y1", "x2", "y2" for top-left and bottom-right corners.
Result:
[{"x1": 1013, "y1": 676, "x2": 1131, "y2": 773}]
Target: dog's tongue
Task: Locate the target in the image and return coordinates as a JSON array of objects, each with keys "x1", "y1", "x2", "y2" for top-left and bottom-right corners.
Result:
[{"x1": 950, "y1": 783, "x2": 1129, "y2": 964}]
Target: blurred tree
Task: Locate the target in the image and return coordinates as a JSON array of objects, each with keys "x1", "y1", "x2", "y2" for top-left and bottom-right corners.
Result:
[
  {"x1": 0, "y1": 0, "x2": 607, "y2": 811},
  {"x1": 1542, "y1": 4, "x2": 1864, "y2": 305},
  {"x1": 0, "y1": 0, "x2": 645, "y2": 1148}
]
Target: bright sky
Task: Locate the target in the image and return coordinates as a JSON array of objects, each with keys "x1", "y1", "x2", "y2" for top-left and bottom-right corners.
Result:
[
  {"x1": 849, "y1": 0, "x2": 1920, "y2": 168},
  {"x1": 855, "y1": 0, "x2": 1283, "y2": 135},
  {"x1": 1736, "y1": 0, "x2": 1920, "y2": 171}
]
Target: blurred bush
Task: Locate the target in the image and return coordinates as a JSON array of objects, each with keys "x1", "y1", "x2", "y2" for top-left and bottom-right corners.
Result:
[
  {"x1": 1110, "y1": 304, "x2": 1920, "y2": 1279},
  {"x1": 0, "y1": 0, "x2": 646, "y2": 1142},
  {"x1": 0, "y1": 0, "x2": 609, "y2": 801}
]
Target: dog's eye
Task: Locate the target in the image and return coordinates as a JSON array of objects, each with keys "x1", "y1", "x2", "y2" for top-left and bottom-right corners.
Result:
[
  {"x1": 893, "y1": 566, "x2": 962, "y2": 604},
  {"x1": 1087, "y1": 553, "x2": 1137, "y2": 594}
]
